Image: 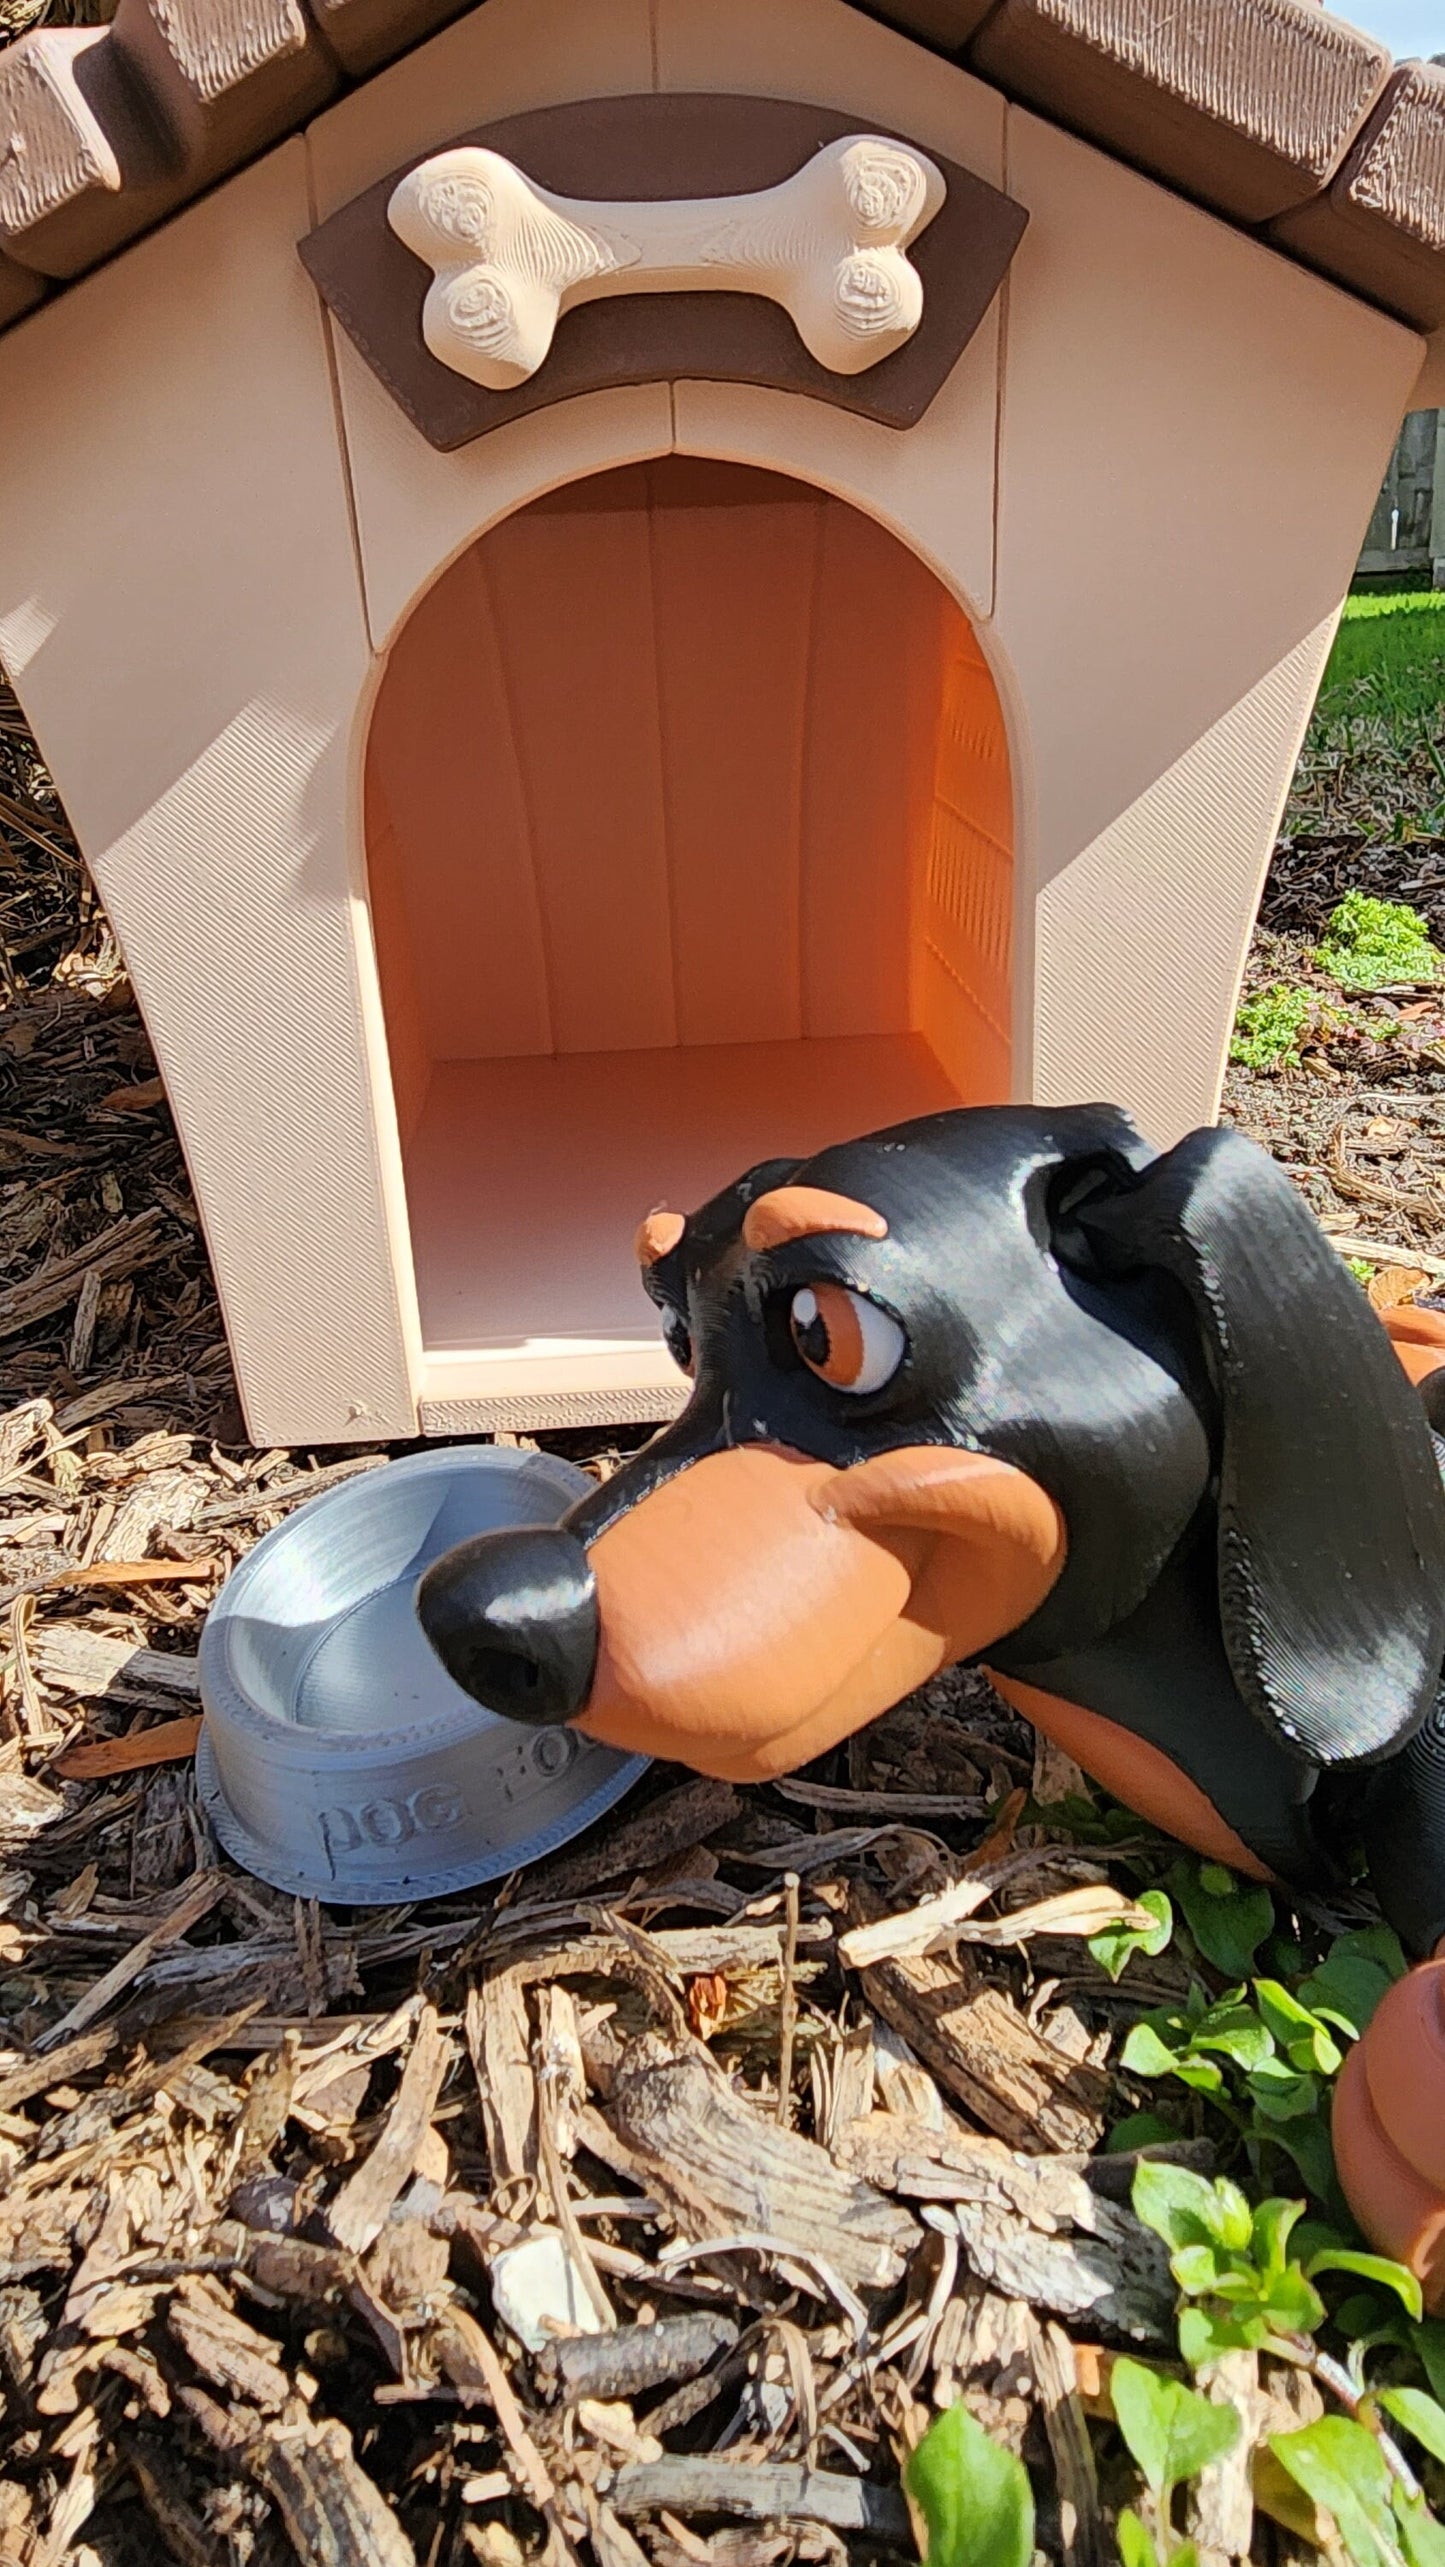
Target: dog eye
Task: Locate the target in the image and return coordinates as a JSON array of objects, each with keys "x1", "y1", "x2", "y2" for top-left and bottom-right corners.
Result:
[{"x1": 789, "y1": 1284, "x2": 904, "y2": 1394}]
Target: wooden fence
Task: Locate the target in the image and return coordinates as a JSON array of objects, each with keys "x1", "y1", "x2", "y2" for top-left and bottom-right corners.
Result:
[{"x1": 1359, "y1": 407, "x2": 1445, "y2": 581}]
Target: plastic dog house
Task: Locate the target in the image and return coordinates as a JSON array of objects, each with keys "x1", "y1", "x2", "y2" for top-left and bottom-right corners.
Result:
[{"x1": 0, "y1": 0, "x2": 1442, "y2": 1445}]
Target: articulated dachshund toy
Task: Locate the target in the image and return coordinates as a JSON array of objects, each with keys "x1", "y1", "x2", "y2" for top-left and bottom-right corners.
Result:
[{"x1": 417, "y1": 1104, "x2": 1445, "y2": 2305}]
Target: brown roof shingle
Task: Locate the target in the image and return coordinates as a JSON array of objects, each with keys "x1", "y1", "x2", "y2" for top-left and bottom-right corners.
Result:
[
  {"x1": 0, "y1": 0, "x2": 1438, "y2": 349},
  {"x1": 967, "y1": 0, "x2": 1390, "y2": 221},
  {"x1": 1274, "y1": 57, "x2": 1445, "y2": 326}
]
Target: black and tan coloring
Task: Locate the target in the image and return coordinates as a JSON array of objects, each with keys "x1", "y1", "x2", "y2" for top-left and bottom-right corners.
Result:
[{"x1": 417, "y1": 1103, "x2": 1445, "y2": 2307}]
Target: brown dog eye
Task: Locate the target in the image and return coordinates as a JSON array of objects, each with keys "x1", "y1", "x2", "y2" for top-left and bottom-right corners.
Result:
[{"x1": 788, "y1": 1284, "x2": 904, "y2": 1394}]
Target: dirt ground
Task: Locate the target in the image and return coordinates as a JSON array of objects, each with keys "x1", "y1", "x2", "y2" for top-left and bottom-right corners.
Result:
[{"x1": 0, "y1": 663, "x2": 1442, "y2": 2567}]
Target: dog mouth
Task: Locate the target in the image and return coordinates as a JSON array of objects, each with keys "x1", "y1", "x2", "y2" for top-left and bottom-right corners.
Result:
[{"x1": 417, "y1": 1442, "x2": 1066, "y2": 1784}]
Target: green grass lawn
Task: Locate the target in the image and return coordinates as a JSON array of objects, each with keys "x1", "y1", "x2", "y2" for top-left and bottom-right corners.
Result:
[
  {"x1": 1317, "y1": 586, "x2": 1445, "y2": 731},
  {"x1": 1282, "y1": 588, "x2": 1445, "y2": 843}
]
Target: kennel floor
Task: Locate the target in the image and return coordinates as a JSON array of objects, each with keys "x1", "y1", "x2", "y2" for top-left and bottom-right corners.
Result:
[{"x1": 404, "y1": 1032, "x2": 962, "y2": 1352}]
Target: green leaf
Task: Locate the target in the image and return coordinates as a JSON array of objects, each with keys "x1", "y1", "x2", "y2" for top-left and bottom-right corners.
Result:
[
  {"x1": 1378, "y1": 2386, "x2": 1445, "y2": 2466},
  {"x1": 1251, "y1": 2196, "x2": 1306, "y2": 2278},
  {"x1": 1201, "y1": 2022, "x2": 1278, "y2": 2084},
  {"x1": 1189, "y1": 2003, "x2": 1276, "y2": 2071},
  {"x1": 1121, "y1": 2022, "x2": 1183, "y2": 2079},
  {"x1": 1111, "y1": 2357, "x2": 1240, "y2": 2497},
  {"x1": 1178, "y1": 2305, "x2": 1267, "y2": 2367},
  {"x1": 1394, "y1": 2488, "x2": 1445, "y2": 2567},
  {"x1": 1105, "y1": 2113, "x2": 1179, "y2": 2155},
  {"x1": 1255, "y1": 2113, "x2": 1338, "y2": 2208},
  {"x1": 1268, "y1": 2418, "x2": 1404, "y2": 2567},
  {"x1": 904, "y1": 2401, "x2": 1035, "y2": 2567},
  {"x1": 1335, "y1": 1924, "x2": 1410, "y2": 1980},
  {"x1": 1316, "y1": 891, "x2": 1445, "y2": 993},
  {"x1": 1171, "y1": 2243, "x2": 1225, "y2": 2296},
  {"x1": 1300, "y1": 1956, "x2": 1395, "y2": 2025},
  {"x1": 1308, "y1": 2250, "x2": 1424, "y2": 2322},
  {"x1": 1257, "y1": 2266, "x2": 1326, "y2": 2336},
  {"x1": 1115, "y1": 2511, "x2": 1160, "y2": 2567},
  {"x1": 1206, "y1": 2269, "x2": 1270, "y2": 2304},
  {"x1": 1333, "y1": 2292, "x2": 1403, "y2": 2345},
  {"x1": 1266, "y1": 1933, "x2": 1308, "y2": 1978},
  {"x1": 1088, "y1": 1889, "x2": 1173, "y2": 1983},
  {"x1": 1171, "y1": 2056, "x2": 1227, "y2": 2096},
  {"x1": 1254, "y1": 1979, "x2": 1345, "y2": 2075},
  {"x1": 1169, "y1": 1861, "x2": 1275, "y2": 1977},
  {"x1": 1410, "y1": 2320, "x2": 1445, "y2": 2408},
  {"x1": 1246, "y1": 2057, "x2": 1320, "y2": 2122},
  {"x1": 1131, "y1": 2163, "x2": 1251, "y2": 2256}
]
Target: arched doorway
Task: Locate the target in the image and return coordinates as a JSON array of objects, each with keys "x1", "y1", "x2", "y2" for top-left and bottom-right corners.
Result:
[{"x1": 365, "y1": 457, "x2": 1011, "y2": 1386}]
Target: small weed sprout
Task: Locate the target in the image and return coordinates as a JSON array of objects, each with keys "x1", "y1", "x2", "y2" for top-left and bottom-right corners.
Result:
[
  {"x1": 1316, "y1": 892, "x2": 1445, "y2": 992},
  {"x1": 1230, "y1": 983, "x2": 1312, "y2": 1071}
]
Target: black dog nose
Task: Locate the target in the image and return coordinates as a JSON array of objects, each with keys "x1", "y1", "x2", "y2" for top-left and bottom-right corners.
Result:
[{"x1": 416, "y1": 1526, "x2": 599, "y2": 1727}]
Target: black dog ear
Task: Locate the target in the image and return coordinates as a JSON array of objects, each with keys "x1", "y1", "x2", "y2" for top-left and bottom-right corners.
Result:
[{"x1": 1074, "y1": 1125, "x2": 1445, "y2": 1766}]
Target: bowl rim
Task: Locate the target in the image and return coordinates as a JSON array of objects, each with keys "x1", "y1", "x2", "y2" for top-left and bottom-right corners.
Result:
[{"x1": 199, "y1": 1444, "x2": 595, "y2": 1760}]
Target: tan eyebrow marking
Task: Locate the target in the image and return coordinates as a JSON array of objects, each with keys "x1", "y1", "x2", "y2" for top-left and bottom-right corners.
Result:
[
  {"x1": 742, "y1": 1186, "x2": 889, "y2": 1253},
  {"x1": 635, "y1": 1209, "x2": 686, "y2": 1267}
]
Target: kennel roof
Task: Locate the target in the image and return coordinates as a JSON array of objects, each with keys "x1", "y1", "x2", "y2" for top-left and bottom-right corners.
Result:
[{"x1": 0, "y1": 0, "x2": 1442, "y2": 349}]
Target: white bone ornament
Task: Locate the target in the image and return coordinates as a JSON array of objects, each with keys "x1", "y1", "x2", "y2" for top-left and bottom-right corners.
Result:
[{"x1": 387, "y1": 135, "x2": 946, "y2": 390}]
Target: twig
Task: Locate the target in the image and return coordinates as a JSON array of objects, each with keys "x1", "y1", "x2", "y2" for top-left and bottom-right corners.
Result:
[
  {"x1": 773, "y1": 1779, "x2": 985, "y2": 1819},
  {"x1": 0, "y1": 1209, "x2": 168, "y2": 1342},
  {"x1": 656, "y1": 2233, "x2": 869, "y2": 2343},
  {"x1": 1327, "y1": 1233, "x2": 1445, "y2": 1278},
  {"x1": 194, "y1": 1452, "x2": 387, "y2": 1528},
  {"x1": 325, "y1": 2004, "x2": 453, "y2": 2252},
  {"x1": 776, "y1": 1871, "x2": 800, "y2": 2127},
  {"x1": 608, "y1": 2459, "x2": 909, "y2": 2541},
  {"x1": 37, "y1": 1868, "x2": 224, "y2": 2049}
]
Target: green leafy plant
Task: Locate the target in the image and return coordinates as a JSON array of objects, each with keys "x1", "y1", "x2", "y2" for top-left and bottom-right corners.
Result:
[
  {"x1": 1111, "y1": 2355, "x2": 1238, "y2": 2565},
  {"x1": 1167, "y1": 1860, "x2": 1274, "y2": 1978},
  {"x1": 1297, "y1": 1925, "x2": 1408, "y2": 2039},
  {"x1": 1128, "y1": 2160, "x2": 1445, "y2": 2561},
  {"x1": 1131, "y1": 2163, "x2": 1422, "y2": 2371},
  {"x1": 905, "y1": 2400, "x2": 1034, "y2": 2567},
  {"x1": 1116, "y1": 1908, "x2": 1409, "y2": 2203},
  {"x1": 1316, "y1": 891, "x2": 1445, "y2": 991},
  {"x1": 1089, "y1": 1888, "x2": 1173, "y2": 1983},
  {"x1": 1230, "y1": 981, "x2": 1312, "y2": 1071},
  {"x1": 908, "y1": 1834, "x2": 1441, "y2": 2567},
  {"x1": 1133, "y1": 2165, "x2": 1320, "y2": 2364},
  {"x1": 1270, "y1": 2414, "x2": 1445, "y2": 2567}
]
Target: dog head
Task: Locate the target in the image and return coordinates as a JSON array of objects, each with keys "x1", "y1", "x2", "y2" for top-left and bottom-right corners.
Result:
[{"x1": 418, "y1": 1104, "x2": 1445, "y2": 1781}]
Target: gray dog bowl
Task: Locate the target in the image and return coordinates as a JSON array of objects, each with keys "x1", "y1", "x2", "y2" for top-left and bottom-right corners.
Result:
[{"x1": 197, "y1": 1446, "x2": 645, "y2": 1904}]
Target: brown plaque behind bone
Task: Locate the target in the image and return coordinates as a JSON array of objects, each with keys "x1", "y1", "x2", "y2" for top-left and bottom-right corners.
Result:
[{"x1": 299, "y1": 93, "x2": 1028, "y2": 452}]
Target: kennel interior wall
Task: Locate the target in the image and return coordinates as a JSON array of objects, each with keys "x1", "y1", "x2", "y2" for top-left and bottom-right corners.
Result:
[
  {"x1": 0, "y1": 0, "x2": 1428, "y2": 1444},
  {"x1": 364, "y1": 456, "x2": 1011, "y2": 1376}
]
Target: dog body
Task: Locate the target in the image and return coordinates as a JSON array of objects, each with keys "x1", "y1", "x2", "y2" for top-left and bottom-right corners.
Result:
[{"x1": 417, "y1": 1103, "x2": 1445, "y2": 2301}]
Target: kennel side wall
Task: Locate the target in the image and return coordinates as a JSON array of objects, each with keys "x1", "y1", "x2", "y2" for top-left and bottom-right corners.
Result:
[{"x1": 0, "y1": 0, "x2": 1426, "y2": 1441}]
